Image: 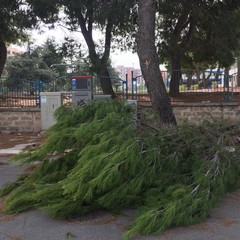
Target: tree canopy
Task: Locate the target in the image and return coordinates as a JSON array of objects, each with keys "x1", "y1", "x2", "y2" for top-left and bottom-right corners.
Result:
[
  {"x1": 25, "y1": 0, "x2": 137, "y2": 97},
  {"x1": 156, "y1": 0, "x2": 240, "y2": 96},
  {"x1": 2, "y1": 0, "x2": 240, "y2": 123},
  {"x1": 4, "y1": 39, "x2": 65, "y2": 81},
  {"x1": 0, "y1": 0, "x2": 37, "y2": 77}
]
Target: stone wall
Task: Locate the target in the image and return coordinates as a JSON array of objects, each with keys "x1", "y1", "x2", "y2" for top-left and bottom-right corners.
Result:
[
  {"x1": 173, "y1": 102, "x2": 240, "y2": 125},
  {"x1": 0, "y1": 103, "x2": 239, "y2": 133},
  {"x1": 0, "y1": 108, "x2": 41, "y2": 133},
  {"x1": 139, "y1": 102, "x2": 240, "y2": 126}
]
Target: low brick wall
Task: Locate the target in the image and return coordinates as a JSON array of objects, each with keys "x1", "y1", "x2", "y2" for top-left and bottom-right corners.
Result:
[
  {"x1": 0, "y1": 108, "x2": 41, "y2": 133},
  {"x1": 0, "y1": 103, "x2": 239, "y2": 133},
  {"x1": 173, "y1": 102, "x2": 239, "y2": 125},
  {"x1": 139, "y1": 102, "x2": 240, "y2": 126}
]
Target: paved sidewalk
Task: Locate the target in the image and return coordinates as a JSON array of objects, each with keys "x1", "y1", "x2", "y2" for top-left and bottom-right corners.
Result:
[{"x1": 0, "y1": 135, "x2": 240, "y2": 240}]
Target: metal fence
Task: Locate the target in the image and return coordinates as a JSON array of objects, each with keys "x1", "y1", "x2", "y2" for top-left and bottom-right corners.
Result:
[
  {"x1": 1, "y1": 70, "x2": 239, "y2": 107},
  {"x1": 0, "y1": 77, "x2": 72, "y2": 107},
  {"x1": 0, "y1": 76, "x2": 124, "y2": 107},
  {"x1": 0, "y1": 77, "x2": 37, "y2": 107},
  {"x1": 127, "y1": 70, "x2": 240, "y2": 103}
]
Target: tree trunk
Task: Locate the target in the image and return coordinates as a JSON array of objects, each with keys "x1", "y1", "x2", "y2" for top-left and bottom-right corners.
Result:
[
  {"x1": 0, "y1": 41, "x2": 7, "y2": 78},
  {"x1": 97, "y1": 61, "x2": 116, "y2": 97},
  {"x1": 237, "y1": 57, "x2": 240, "y2": 87},
  {"x1": 169, "y1": 55, "x2": 181, "y2": 97},
  {"x1": 202, "y1": 69, "x2": 212, "y2": 88},
  {"x1": 137, "y1": 0, "x2": 177, "y2": 129},
  {"x1": 87, "y1": 46, "x2": 116, "y2": 98},
  {"x1": 186, "y1": 71, "x2": 193, "y2": 90},
  {"x1": 224, "y1": 67, "x2": 230, "y2": 89},
  {"x1": 214, "y1": 64, "x2": 221, "y2": 82},
  {"x1": 76, "y1": 11, "x2": 116, "y2": 98}
]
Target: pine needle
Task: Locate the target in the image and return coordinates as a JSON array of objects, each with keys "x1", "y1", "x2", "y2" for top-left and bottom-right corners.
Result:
[{"x1": 1, "y1": 100, "x2": 240, "y2": 239}]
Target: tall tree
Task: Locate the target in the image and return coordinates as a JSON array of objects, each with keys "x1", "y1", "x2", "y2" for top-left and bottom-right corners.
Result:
[
  {"x1": 237, "y1": 57, "x2": 240, "y2": 86},
  {"x1": 26, "y1": 0, "x2": 137, "y2": 98},
  {"x1": 157, "y1": 0, "x2": 196, "y2": 97},
  {"x1": 6, "y1": 54, "x2": 55, "y2": 82},
  {"x1": 137, "y1": 0, "x2": 177, "y2": 128},
  {"x1": 0, "y1": 0, "x2": 36, "y2": 77},
  {"x1": 5, "y1": 40, "x2": 65, "y2": 81},
  {"x1": 33, "y1": 38, "x2": 67, "y2": 77},
  {"x1": 157, "y1": 0, "x2": 240, "y2": 97},
  {"x1": 0, "y1": 42, "x2": 6, "y2": 78}
]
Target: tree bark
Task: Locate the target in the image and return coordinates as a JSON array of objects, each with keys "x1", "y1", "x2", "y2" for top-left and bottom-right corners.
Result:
[
  {"x1": 186, "y1": 71, "x2": 193, "y2": 90},
  {"x1": 168, "y1": 9, "x2": 195, "y2": 97},
  {"x1": 0, "y1": 41, "x2": 7, "y2": 78},
  {"x1": 224, "y1": 67, "x2": 230, "y2": 89},
  {"x1": 137, "y1": 0, "x2": 177, "y2": 129},
  {"x1": 214, "y1": 65, "x2": 221, "y2": 82},
  {"x1": 97, "y1": 60, "x2": 116, "y2": 97},
  {"x1": 237, "y1": 57, "x2": 240, "y2": 87},
  {"x1": 169, "y1": 55, "x2": 182, "y2": 97}
]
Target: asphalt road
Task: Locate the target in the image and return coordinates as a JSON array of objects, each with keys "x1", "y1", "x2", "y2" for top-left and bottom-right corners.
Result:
[{"x1": 0, "y1": 140, "x2": 240, "y2": 240}]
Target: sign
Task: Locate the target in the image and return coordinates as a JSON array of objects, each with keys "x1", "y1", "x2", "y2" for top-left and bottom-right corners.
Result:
[
  {"x1": 72, "y1": 79, "x2": 76, "y2": 90},
  {"x1": 41, "y1": 96, "x2": 47, "y2": 103}
]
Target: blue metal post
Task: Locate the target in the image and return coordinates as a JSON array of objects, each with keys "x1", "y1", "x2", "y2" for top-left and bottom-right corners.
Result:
[
  {"x1": 122, "y1": 80, "x2": 125, "y2": 98},
  {"x1": 131, "y1": 71, "x2": 134, "y2": 99},
  {"x1": 135, "y1": 77, "x2": 138, "y2": 98},
  {"x1": 167, "y1": 74, "x2": 170, "y2": 88},
  {"x1": 126, "y1": 73, "x2": 128, "y2": 99},
  {"x1": 224, "y1": 70, "x2": 231, "y2": 102},
  {"x1": 36, "y1": 79, "x2": 41, "y2": 108}
]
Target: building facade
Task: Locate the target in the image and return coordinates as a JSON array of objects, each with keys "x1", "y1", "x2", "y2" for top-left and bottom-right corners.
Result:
[{"x1": 7, "y1": 46, "x2": 24, "y2": 57}]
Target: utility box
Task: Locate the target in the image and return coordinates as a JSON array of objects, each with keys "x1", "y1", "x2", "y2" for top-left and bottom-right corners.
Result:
[
  {"x1": 40, "y1": 92, "x2": 62, "y2": 130},
  {"x1": 71, "y1": 75, "x2": 93, "y2": 107}
]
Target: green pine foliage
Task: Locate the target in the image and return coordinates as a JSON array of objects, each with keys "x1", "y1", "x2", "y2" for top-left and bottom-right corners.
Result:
[{"x1": 1, "y1": 99, "x2": 240, "y2": 239}]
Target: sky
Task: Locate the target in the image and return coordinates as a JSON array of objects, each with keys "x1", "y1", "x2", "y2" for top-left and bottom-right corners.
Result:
[{"x1": 18, "y1": 25, "x2": 141, "y2": 69}]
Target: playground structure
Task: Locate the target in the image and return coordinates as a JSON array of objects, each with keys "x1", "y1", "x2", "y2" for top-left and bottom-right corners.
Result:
[{"x1": 0, "y1": 69, "x2": 240, "y2": 108}]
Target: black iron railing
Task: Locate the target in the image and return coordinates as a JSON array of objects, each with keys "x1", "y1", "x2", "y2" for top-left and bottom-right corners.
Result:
[{"x1": 1, "y1": 70, "x2": 239, "y2": 107}]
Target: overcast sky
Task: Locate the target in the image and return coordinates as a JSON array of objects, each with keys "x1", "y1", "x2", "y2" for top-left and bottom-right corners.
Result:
[{"x1": 23, "y1": 25, "x2": 141, "y2": 69}]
